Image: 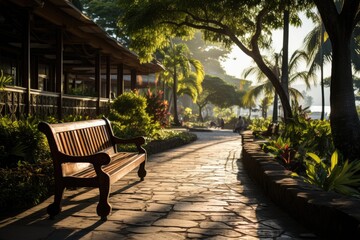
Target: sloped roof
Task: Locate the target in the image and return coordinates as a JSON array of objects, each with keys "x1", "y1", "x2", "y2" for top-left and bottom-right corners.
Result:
[{"x1": 10, "y1": 0, "x2": 164, "y2": 74}]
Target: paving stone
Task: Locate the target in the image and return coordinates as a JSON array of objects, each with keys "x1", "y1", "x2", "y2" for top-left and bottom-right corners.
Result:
[
  {"x1": 144, "y1": 203, "x2": 173, "y2": 212},
  {"x1": 199, "y1": 221, "x2": 232, "y2": 229},
  {"x1": 187, "y1": 227, "x2": 243, "y2": 238},
  {"x1": 128, "y1": 232, "x2": 186, "y2": 240},
  {"x1": 173, "y1": 203, "x2": 227, "y2": 212},
  {"x1": 153, "y1": 218, "x2": 198, "y2": 228},
  {"x1": 126, "y1": 226, "x2": 185, "y2": 234}
]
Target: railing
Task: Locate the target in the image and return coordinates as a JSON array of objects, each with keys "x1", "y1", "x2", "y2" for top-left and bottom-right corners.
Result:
[
  {"x1": 0, "y1": 87, "x2": 111, "y2": 120},
  {"x1": 0, "y1": 86, "x2": 27, "y2": 120},
  {"x1": 31, "y1": 89, "x2": 59, "y2": 119}
]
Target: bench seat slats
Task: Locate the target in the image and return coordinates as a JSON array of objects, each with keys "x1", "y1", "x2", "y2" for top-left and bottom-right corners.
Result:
[{"x1": 68, "y1": 152, "x2": 146, "y2": 180}]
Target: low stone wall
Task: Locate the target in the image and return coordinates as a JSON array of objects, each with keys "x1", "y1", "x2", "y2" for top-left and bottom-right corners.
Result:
[{"x1": 241, "y1": 130, "x2": 360, "y2": 239}]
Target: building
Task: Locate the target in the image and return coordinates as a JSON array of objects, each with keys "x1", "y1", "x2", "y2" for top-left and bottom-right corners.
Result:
[{"x1": 0, "y1": 0, "x2": 163, "y2": 120}]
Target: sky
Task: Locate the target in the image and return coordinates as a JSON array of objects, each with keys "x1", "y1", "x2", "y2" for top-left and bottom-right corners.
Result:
[{"x1": 220, "y1": 13, "x2": 331, "y2": 106}]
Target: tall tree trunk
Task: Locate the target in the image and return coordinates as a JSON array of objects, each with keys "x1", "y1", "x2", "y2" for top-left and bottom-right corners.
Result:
[
  {"x1": 314, "y1": 0, "x2": 360, "y2": 160},
  {"x1": 320, "y1": 23, "x2": 325, "y2": 120},
  {"x1": 330, "y1": 37, "x2": 360, "y2": 161},
  {"x1": 251, "y1": 52, "x2": 292, "y2": 123},
  {"x1": 281, "y1": 9, "x2": 289, "y2": 100},
  {"x1": 198, "y1": 104, "x2": 204, "y2": 122},
  {"x1": 273, "y1": 94, "x2": 278, "y2": 123},
  {"x1": 173, "y1": 66, "x2": 180, "y2": 126}
]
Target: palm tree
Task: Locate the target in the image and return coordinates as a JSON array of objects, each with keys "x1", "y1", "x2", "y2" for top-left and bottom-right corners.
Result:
[
  {"x1": 160, "y1": 42, "x2": 204, "y2": 125},
  {"x1": 281, "y1": 6, "x2": 290, "y2": 100},
  {"x1": 303, "y1": 12, "x2": 332, "y2": 120},
  {"x1": 242, "y1": 50, "x2": 315, "y2": 121},
  {"x1": 304, "y1": 6, "x2": 360, "y2": 120}
]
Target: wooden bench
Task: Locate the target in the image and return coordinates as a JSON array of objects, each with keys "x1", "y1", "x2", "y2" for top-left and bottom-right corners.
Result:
[{"x1": 38, "y1": 117, "x2": 147, "y2": 220}]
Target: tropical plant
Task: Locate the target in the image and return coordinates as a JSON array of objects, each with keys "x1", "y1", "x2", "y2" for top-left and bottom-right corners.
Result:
[
  {"x1": 295, "y1": 151, "x2": 360, "y2": 197},
  {"x1": 144, "y1": 89, "x2": 169, "y2": 127},
  {"x1": 0, "y1": 70, "x2": 12, "y2": 90},
  {"x1": 159, "y1": 42, "x2": 204, "y2": 126},
  {"x1": 263, "y1": 136, "x2": 300, "y2": 171}
]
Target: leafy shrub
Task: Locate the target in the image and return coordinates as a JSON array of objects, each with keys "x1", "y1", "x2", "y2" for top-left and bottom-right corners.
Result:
[
  {"x1": 261, "y1": 104, "x2": 334, "y2": 175},
  {"x1": 145, "y1": 130, "x2": 197, "y2": 155},
  {"x1": 109, "y1": 91, "x2": 160, "y2": 138},
  {"x1": 293, "y1": 151, "x2": 360, "y2": 197},
  {"x1": 248, "y1": 118, "x2": 272, "y2": 132},
  {"x1": 0, "y1": 117, "x2": 50, "y2": 168},
  {"x1": 61, "y1": 114, "x2": 91, "y2": 123},
  {"x1": 144, "y1": 89, "x2": 169, "y2": 127},
  {"x1": 281, "y1": 108, "x2": 334, "y2": 159}
]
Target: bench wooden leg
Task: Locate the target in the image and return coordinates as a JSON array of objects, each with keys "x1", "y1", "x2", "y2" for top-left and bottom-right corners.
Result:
[
  {"x1": 47, "y1": 185, "x2": 64, "y2": 219},
  {"x1": 137, "y1": 161, "x2": 147, "y2": 181},
  {"x1": 96, "y1": 173, "x2": 112, "y2": 220}
]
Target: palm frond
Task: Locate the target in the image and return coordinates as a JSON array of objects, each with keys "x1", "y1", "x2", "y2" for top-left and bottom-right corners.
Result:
[
  {"x1": 289, "y1": 87, "x2": 303, "y2": 105},
  {"x1": 0, "y1": 70, "x2": 13, "y2": 90}
]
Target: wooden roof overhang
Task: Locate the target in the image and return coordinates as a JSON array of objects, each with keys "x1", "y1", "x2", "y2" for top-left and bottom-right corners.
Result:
[{"x1": 3, "y1": 0, "x2": 164, "y2": 76}]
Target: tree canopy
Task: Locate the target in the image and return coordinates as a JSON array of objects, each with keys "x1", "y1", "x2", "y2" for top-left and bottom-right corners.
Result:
[
  {"x1": 79, "y1": 0, "x2": 129, "y2": 45},
  {"x1": 202, "y1": 75, "x2": 239, "y2": 108},
  {"x1": 117, "y1": 0, "x2": 313, "y2": 121}
]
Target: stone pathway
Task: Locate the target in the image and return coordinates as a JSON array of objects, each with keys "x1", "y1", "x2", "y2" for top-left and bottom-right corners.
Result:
[{"x1": 0, "y1": 130, "x2": 318, "y2": 239}]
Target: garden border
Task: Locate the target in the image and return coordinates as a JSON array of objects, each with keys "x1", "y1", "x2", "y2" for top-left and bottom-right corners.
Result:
[{"x1": 241, "y1": 130, "x2": 360, "y2": 239}]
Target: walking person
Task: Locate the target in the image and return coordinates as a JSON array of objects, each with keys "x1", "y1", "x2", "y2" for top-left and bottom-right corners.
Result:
[{"x1": 233, "y1": 116, "x2": 245, "y2": 134}]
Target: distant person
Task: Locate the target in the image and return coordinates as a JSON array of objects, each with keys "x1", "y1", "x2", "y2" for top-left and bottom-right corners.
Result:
[
  {"x1": 233, "y1": 116, "x2": 245, "y2": 133},
  {"x1": 210, "y1": 121, "x2": 217, "y2": 128},
  {"x1": 220, "y1": 118, "x2": 225, "y2": 129}
]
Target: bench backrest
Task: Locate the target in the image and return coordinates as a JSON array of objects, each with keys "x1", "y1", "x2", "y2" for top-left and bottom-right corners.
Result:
[{"x1": 39, "y1": 118, "x2": 116, "y2": 175}]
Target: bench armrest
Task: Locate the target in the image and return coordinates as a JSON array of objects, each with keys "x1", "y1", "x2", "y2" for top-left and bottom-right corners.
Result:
[
  {"x1": 55, "y1": 151, "x2": 111, "y2": 166},
  {"x1": 111, "y1": 136, "x2": 146, "y2": 153}
]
